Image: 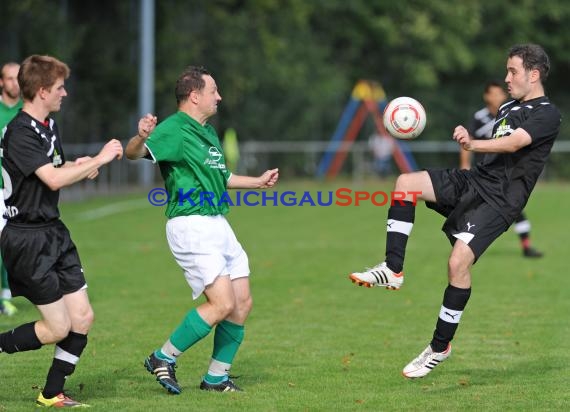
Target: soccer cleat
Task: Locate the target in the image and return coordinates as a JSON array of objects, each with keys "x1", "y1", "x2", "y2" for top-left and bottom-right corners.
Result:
[
  {"x1": 144, "y1": 352, "x2": 181, "y2": 394},
  {"x1": 36, "y1": 392, "x2": 90, "y2": 408},
  {"x1": 349, "y1": 262, "x2": 404, "y2": 290},
  {"x1": 523, "y1": 247, "x2": 543, "y2": 258},
  {"x1": 0, "y1": 299, "x2": 17, "y2": 316},
  {"x1": 402, "y1": 343, "x2": 451, "y2": 378},
  {"x1": 200, "y1": 377, "x2": 243, "y2": 392}
]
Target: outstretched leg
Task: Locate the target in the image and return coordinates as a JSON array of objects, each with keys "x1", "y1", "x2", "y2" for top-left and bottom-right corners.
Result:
[{"x1": 349, "y1": 171, "x2": 436, "y2": 289}]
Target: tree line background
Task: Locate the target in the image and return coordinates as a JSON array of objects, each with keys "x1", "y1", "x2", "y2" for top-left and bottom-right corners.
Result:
[{"x1": 1, "y1": 0, "x2": 569, "y2": 152}]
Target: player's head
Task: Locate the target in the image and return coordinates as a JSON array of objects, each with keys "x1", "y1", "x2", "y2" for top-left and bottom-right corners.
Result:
[
  {"x1": 175, "y1": 66, "x2": 211, "y2": 105},
  {"x1": 483, "y1": 81, "x2": 507, "y2": 115},
  {"x1": 18, "y1": 55, "x2": 70, "y2": 102},
  {"x1": 0, "y1": 62, "x2": 21, "y2": 101},
  {"x1": 508, "y1": 44, "x2": 550, "y2": 82},
  {"x1": 175, "y1": 66, "x2": 222, "y2": 119},
  {"x1": 505, "y1": 44, "x2": 549, "y2": 101}
]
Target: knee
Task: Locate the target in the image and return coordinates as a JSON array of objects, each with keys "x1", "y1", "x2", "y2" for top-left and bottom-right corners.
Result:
[
  {"x1": 394, "y1": 174, "x2": 410, "y2": 192},
  {"x1": 448, "y1": 254, "x2": 458, "y2": 273},
  {"x1": 448, "y1": 255, "x2": 470, "y2": 285},
  {"x1": 213, "y1": 300, "x2": 236, "y2": 322},
  {"x1": 73, "y1": 307, "x2": 95, "y2": 334},
  {"x1": 83, "y1": 307, "x2": 95, "y2": 329},
  {"x1": 223, "y1": 294, "x2": 252, "y2": 325},
  {"x1": 238, "y1": 295, "x2": 253, "y2": 317},
  {"x1": 49, "y1": 321, "x2": 72, "y2": 342}
]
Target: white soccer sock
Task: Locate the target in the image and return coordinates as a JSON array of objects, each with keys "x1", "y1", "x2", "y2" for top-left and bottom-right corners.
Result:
[
  {"x1": 160, "y1": 339, "x2": 183, "y2": 360},
  {"x1": 207, "y1": 358, "x2": 231, "y2": 378}
]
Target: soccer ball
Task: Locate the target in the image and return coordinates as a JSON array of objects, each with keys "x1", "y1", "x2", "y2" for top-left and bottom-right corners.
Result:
[{"x1": 383, "y1": 96, "x2": 426, "y2": 140}]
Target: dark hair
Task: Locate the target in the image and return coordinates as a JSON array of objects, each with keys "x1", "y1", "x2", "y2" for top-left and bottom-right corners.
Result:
[
  {"x1": 18, "y1": 55, "x2": 69, "y2": 101},
  {"x1": 175, "y1": 66, "x2": 211, "y2": 105},
  {"x1": 483, "y1": 80, "x2": 504, "y2": 94},
  {"x1": 508, "y1": 44, "x2": 550, "y2": 82}
]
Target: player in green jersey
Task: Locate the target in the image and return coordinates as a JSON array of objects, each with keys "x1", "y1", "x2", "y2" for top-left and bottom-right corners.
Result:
[
  {"x1": 0, "y1": 62, "x2": 22, "y2": 130},
  {"x1": 0, "y1": 62, "x2": 23, "y2": 316},
  {"x1": 126, "y1": 66, "x2": 278, "y2": 394}
]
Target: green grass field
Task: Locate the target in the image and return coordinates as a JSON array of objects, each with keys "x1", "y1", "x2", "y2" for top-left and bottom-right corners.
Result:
[{"x1": 1, "y1": 180, "x2": 569, "y2": 411}]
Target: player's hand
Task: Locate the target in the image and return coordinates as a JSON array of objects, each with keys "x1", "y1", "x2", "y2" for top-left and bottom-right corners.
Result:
[
  {"x1": 259, "y1": 168, "x2": 279, "y2": 188},
  {"x1": 75, "y1": 156, "x2": 99, "y2": 179},
  {"x1": 138, "y1": 113, "x2": 157, "y2": 140},
  {"x1": 453, "y1": 125, "x2": 473, "y2": 150},
  {"x1": 97, "y1": 139, "x2": 124, "y2": 163}
]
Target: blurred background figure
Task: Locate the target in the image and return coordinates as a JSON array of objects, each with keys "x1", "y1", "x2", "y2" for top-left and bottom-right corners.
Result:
[
  {"x1": 461, "y1": 80, "x2": 543, "y2": 258},
  {"x1": 223, "y1": 127, "x2": 240, "y2": 173},
  {"x1": 0, "y1": 61, "x2": 23, "y2": 316},
  {"x1": 368, "y1": 132, "x2": 394, "y2": 178},
  {"x1": 0, "y1": 62, "x2": 22, "y2": 128}
]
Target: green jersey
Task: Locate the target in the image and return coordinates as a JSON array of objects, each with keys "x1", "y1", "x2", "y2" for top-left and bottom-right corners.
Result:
[
  {"x1": 146, "y1": 111, "x2": 231, "y2": 218},
  {"x1": 0, "y1": 98, "x2": 23, "y2": 188},
  {"x1": 0, "y1": 98, "x2": 22, "y2": 131}
]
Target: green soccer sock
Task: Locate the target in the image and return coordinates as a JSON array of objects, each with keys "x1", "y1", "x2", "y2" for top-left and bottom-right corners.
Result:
[
  {"x1": 168, "y1": 309, "x2": 212, "y2": 353},
  {"x1": 204, "y1": 320, "x2": 245, "y2": 384}
]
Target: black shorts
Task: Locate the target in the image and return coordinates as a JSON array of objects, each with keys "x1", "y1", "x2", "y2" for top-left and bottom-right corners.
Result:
[
  {"x1": 0, "y1": 220, "x2": 86, "y2": 305},
  {"x1": 425, "y1": 168, "x2": 510, "y2": 261}
]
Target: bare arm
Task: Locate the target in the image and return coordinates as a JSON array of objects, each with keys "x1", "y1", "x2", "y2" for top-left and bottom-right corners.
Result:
[
  {"x1": 227, "y1": 168, "x2": 279, "y2": 189},
  {"x1": 459, "y1": 148, "x2": 472, "y2": 170},
  {"x1": 453, "y1": 125, "x2": 532, "y2": 154},
  {"x1": 126, "y1": 114, "x2": 157, "y2": 160},
  {"x1": 63, "y1": 156, "x2": 99, "y2": 179},
  {"x1": 35, "y1": 139, "x2": 123, "y2": 191}
]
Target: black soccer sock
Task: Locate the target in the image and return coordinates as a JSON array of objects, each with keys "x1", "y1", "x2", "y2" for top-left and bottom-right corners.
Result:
[
  {"x1": 42, "y1": 332, "x2": 88, "y2": 399},
  {"x1": 385, "y1": 200, "x2": 415, "y2": 273},
  {"x1": 0, "y1": 322, "x2": 42, "y2": 354},
  {"x1": 430, "y1": 285, "x2": 472, "y2": 353}
]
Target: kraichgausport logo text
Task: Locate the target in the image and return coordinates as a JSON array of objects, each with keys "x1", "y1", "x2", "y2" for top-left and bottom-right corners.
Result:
[{"x1": 147, "y1": 188, "x2": 421, "y2": 207}]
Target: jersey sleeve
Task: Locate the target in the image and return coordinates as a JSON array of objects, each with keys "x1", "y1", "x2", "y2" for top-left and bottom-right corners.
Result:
[
  {"x1": 521, "y1": 104, "x2": 561, "y2": 144},
  {"x1": 6, "y1": 127, "x2": 52, "y2": 177},
  {"x1": 145, "y1": 123, "x2": 183, "y2": 163},
  {"x1": 222, "y1": 168, "x2": 231, "y2": 184}
]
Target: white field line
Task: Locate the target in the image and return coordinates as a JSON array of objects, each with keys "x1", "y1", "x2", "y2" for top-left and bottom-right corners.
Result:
[{"x1": 76, "y1": 198, "x2": 150, "y2": 221}]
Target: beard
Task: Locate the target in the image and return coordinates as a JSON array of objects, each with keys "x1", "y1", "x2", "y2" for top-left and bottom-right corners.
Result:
[{"x1": 4, "y1": 88, "x2": 20, "y2": 100}]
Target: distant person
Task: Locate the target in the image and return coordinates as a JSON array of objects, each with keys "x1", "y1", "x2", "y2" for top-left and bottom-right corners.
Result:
[
  {"x1": 126, "y1": 66, "x2": 278, "y2": 394},
  {"x1": 0, "y1": 55, "x2": 123, "y2": 408},
  {"x1": 349, "y1": 44, "x2": 560, "y2": 378},
  {"x1": 223, "y1": 127, "x2": 240, "y2": 173},
  {"x1": 0, "y1": 61, "x2": 23, "y2": 316},
  {"x1": 368, "y1": 132, "x2": 394, "y2": 177},
  {"x1": 0, "y1": 62, "x2": 22, "y2": 127},
  {"x1": 461, "y1": 81, "x2": 543, "y2": 258}
]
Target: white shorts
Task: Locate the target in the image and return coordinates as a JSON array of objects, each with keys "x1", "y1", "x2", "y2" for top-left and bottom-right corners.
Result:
[{"x1": 166, "y1": 215, "x2": 250, "y2": 300}]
